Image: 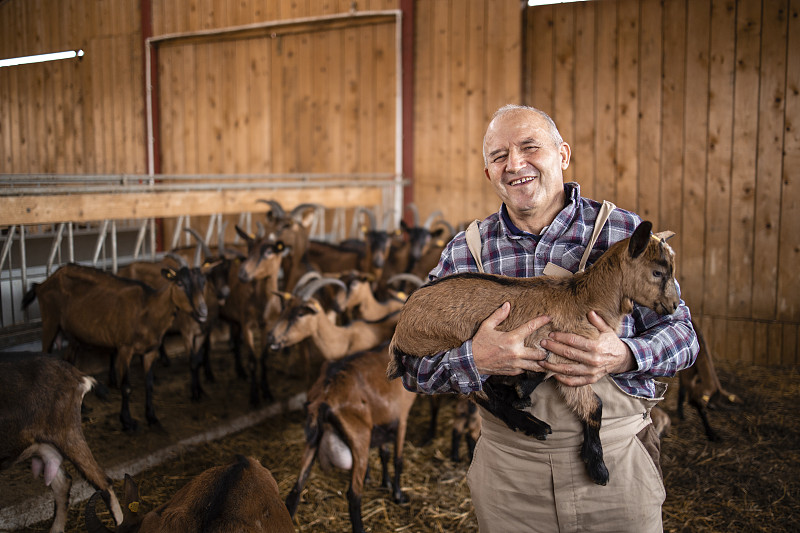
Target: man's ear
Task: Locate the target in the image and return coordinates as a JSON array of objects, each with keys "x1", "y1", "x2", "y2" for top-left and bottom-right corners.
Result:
[
  {"x1": 484, "y1": 167, "x2": 491, "y2": 181},
  {"x1": 560, "y1": 142, "x2": 571, "y2": 170}
]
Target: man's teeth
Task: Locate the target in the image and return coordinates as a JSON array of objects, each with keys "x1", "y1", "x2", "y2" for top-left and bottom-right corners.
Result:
[{"x1": 510, "y1": 176, "x2": 536, "y2": 186}]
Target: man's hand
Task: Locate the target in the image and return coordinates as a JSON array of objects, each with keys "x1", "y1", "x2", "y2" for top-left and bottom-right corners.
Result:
[
  {"x1": 472, "y1": 302, "x2": 551, "y2": 376},
  {"x1": 538, "y1": 311, "x2": 635, "y2": 386}
]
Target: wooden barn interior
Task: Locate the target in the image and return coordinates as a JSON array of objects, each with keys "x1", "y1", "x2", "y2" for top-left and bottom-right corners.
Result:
[{"x1": 1, "y1": 0, "x2": 799, "y2": 531}]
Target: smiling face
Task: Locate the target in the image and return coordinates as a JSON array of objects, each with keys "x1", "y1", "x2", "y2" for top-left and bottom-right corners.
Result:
[{"x1": 483, "y1": 108, "x2": 571, "y2": 233}]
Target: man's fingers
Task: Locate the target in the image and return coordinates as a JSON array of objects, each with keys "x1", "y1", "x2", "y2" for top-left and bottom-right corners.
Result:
[
  {"x1": 511, "y1": 314, "x2": 551, "y2": 338},
  {"x1": 588, "y1": 310, "x2": 613, "y2": 333},
  {"x1": 483, "y1": 301, "x2": 511, "y2": 329}
]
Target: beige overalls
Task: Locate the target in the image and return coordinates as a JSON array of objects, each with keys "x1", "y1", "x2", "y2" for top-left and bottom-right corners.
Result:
[{"x1": 464, "y1": 203, "x2": 667, "y2": 532}]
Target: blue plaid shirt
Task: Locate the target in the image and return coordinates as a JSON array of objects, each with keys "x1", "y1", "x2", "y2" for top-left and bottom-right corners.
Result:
[{"x1": 398, "y1": 182, "x2": 698, "y2": 399}]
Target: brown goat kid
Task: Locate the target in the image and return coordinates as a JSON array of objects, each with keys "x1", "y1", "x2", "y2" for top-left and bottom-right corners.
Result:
[
  {"x1": 285, "y1": 345, "x2": 416, "y2": 533},
  {"x1": 0, "y1": 353, "x2": 123, "y2": 533},
  {"x1": 22, "y1": 263, "x2": 207, "y2": 432},
  {"x1": 388, "y1": 221, "x2": 679, "y2": 485},
  {"x1": 86, "y1": 455, "x2": 293, "y2": 533}
]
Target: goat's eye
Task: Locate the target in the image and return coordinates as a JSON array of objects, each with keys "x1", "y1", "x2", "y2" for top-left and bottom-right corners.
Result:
[{"x1": 652, "y1": 270, "x2": 663, "y2": 278}]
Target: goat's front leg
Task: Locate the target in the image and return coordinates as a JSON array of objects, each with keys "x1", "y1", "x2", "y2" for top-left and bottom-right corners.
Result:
[
  {"x1": 392, "y1": 419, "x2": 409, "y2": 504},
  {"x1": 143, "y1": 350, "x2": 163, "y2": 430},
  {"x1": 258, "y1": 343, "x2": 275, "y2": 402},
  {"x1": 479, "y1": 380, "x2": 552, "y2": 439}
]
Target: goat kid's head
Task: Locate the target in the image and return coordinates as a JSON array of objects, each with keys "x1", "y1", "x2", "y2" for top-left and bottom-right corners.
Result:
[
  {"x1": 624, "y1": 221, "x2": 679, "y2": 316},
  {"x1": 162, "y1": 266, "x2": 208, "y2": 324}
]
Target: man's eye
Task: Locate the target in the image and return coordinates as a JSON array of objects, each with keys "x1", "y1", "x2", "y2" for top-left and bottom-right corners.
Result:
[{"x1": 493, "y1": 155, "x2": 506, "y2": 163}]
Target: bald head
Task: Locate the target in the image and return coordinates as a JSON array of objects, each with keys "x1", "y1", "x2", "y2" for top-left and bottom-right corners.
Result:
[{"x1": 483, "y1": 105, "x2": 563, "y2": 167}]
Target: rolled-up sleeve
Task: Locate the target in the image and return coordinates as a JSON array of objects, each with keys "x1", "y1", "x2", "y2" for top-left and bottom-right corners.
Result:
[{"x1": 399, "y1": 340, "x2": 485, "y2": 395}]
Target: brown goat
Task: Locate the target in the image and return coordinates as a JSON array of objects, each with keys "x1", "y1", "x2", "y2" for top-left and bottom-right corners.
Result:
[
  {"x1": 22, "y1": 263, "x2": 207, "y2": 432},
  {"x1": 218, "y1": 227, "x2": 288, "y2": 406},
  {"x1": 285, "y1": 345, "x2": 416, "y2": 533},
  {"x1": 266, "y1": 284, "x2": 400, "y2": 361},
  {"x1": 677, "y1": 319, "x2": 740, "y2": 441},
  {"x1": 0, "y1": 353, "x2": 123, "y2": 532},
  {"x1": 387, "y1": 221, "x2": 680, "y2": 485},
  {"x1": 85, "y1": 455, "x2": 293, "y2": 533}
]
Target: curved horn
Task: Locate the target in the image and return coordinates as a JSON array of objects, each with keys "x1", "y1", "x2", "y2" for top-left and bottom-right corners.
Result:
[
  {"x1": 351, "y1": 207, "x2": 376, "y2": 236},
  {"x1": 292, "y1": 270, "x2": 323, "y2": 295},
  {"x1": 257, "y1": 199, "x2": 286, "y2": 218},
  {"x1": 255, "y1": 221, "x2": 265, "y2": 239},
  {"x1": 431, "y1": 218, "x2": 455, "y2": 238},
  {"x1": 165, "y1": 252, "x2": 189, "y2": 269},
  {"x1": 85, "y1": 491, "x2": 115, "y2": 533},
  {"x1": 406, "y1": 203, "x2": 420, "y2": 226},
  {"x1": 386, "y1": 273, "x2": 425, "y2": 288},
  {"x1": 184, "y1": 227, "x2": 213, "y2": 260},
  {"x1": 290, "y1": 202, "x2": 323, "y2": 218},
  {"x1": 297, "y1": 277, "x2": 348, "y2": 302},
  {"x1": 422, "y1": 210, "x2": 444, "y2": 229},
  {"x1": 381, "y1": 208, "x2": 395, "y2": 231}
]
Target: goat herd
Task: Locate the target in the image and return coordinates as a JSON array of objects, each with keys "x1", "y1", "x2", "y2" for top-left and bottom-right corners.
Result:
[{"x1": 0, "y1": 201, "x2": 735, "y2": 533}]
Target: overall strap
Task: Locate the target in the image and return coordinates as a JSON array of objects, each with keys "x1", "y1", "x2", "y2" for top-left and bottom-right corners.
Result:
[
  {"x1": 465, "y1": 220, "x2": 484, "y2": 273},
  {"x1": 577, "y1": 200, "x2": 616, "y2": 273}
]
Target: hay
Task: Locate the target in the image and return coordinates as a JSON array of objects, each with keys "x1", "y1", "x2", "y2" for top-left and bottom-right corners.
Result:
[{"x1": 9, "y1": 343, "x2": 800, "y2": 532}]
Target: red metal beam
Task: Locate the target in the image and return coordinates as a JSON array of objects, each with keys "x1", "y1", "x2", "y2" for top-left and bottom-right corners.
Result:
[{"x1": 401, "y1": 0, "x2": 415, "y2": 226}]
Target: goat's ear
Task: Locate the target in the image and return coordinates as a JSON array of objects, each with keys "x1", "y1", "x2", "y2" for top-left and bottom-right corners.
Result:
[
  {"x1": 654, "y1": 230, "x2": 675, "y2": 241},
  {"x1": 400, "y1": 219, "x2": 410, "y2": 231},
  {"x1": 628, "y1": 221, "x2": 653, "y2": 259},
  {"x1": 431, "y1": 227, "x2": 446, "y2": 238}
]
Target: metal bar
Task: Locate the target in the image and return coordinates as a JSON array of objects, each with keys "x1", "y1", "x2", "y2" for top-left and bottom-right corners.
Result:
[
  {"x1": 67, "y1": 222, "x2": 74, "y2": 262},
  {"x1": 92, "y1": 220, "x2": 110, "y2": 267},
  {"x1": 133, "y1": 219, "x2": 148, "y2": 259},
  {"x1": 0, "y1": 225, "x2": 15, "y2": 273},
  {"x1": 149, "y1": 218, "x2": 156, "y2": 260},
  {"x1": 18, "y1": 226, "x2": 26, "y2": 324},
  {"x1": 46, "y1": 223, "x2": 66, "y2": 276},
  {"x1": 170, "y1": 215, "x2": 185, "y2": 250},
  {"x1": 111, "y1": 220, "x2": 118, "y2": 273}
]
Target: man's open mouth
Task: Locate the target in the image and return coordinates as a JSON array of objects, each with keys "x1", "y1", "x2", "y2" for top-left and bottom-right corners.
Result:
[{"x1": 509, "y1": 176, "x2": 536, "y2": 186}]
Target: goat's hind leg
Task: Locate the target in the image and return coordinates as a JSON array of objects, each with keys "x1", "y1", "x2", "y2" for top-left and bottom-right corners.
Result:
[{"x1": 564, "y1": 385, "x2": 608, "y2": 485}]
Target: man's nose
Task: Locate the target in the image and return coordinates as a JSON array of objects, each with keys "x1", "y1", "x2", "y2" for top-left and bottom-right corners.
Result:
[{"x1": 505, "y1": 148, "x2": 525, "y2": 173}]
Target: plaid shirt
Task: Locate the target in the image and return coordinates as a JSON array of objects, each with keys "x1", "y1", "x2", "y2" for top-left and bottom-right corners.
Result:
[{"x1": 398, "y1": 182, "x2": 699, "y2": 399}]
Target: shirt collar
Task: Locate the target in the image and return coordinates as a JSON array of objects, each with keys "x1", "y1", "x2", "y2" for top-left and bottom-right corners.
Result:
[{"x1": 499, "y1": 182, "x2": 581, "y2": 238}]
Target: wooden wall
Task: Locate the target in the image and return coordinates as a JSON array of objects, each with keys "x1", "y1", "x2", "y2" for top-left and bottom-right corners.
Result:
[
  {"x1": 0, "y1": 0, "x2": 145, "y2": 174},
  {"x1": 1, "y1": 0, "x2": 798, "y2": 366},
  {"x1": 521, "y1": 0, "x2": 800, "y2": 366}
]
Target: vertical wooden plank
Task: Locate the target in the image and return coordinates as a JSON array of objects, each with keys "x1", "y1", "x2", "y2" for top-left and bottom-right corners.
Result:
[
  {"x1": 615, "y1": 0, "x2": 638, "y2": 212},
  {"x1": 42, "y1": 0, "x2": 58, "y2": 173},
  {"x1": 296, "y1": 32, "x2": 313, "y2": 173},
  {"x1": 275, "y1": 34, "x2": 296, "y2": 173},
  {"x1": 447, "y1": 0, "x2": 468, "y2": 221},
  {"x1": 412, "y1": 0, "x2": 432, "y2": 215},
  {"x1": 528, "y1": 5, "x2": 554, "y2": 113},
  {"x1": 465, "y1": 0, "x2": 488, "y2": 216},
  {"x1": 374, "y1": 21, "x2": 395, "y2": 175},
  {"x1": 247, "y1": 37, "x2": 271, "y2": 173},
  {"x1": 342, "y1": 25, "x2": 359, "y2": 175},
  {"x1": 594, "y1": 0, "x2": 617, "y2": 204},
  {"x1": 681, "y1": 0, "x2": 710, "y2": 312},
  {"x1": 638, "y1": 0, "x2": 662, "y2": 224},
  {"x1": 183, "y1": 44, "x2": 199, "y2": 174},
  {"x1": 160, "y1": 46, "x2": 180, "y2": 173},
  {"x1": 220, "y1": 40, "x2": 237, "y2": 173},
  {"x1": 777, "y1": 0, "x2": 800, "y2": 321},
  {"x1": 728, "y1": 0, "x2": 761, "y2": 317},
  {"x1": 195, "y1": 42, "x2": 211, "y2": 172},
  {"x1": 752, "y1": 320, "x2": 769, "y2": 365},
  {"x1": 752, "y1": 0, "x2": 788, "y2": 320},
  {"x1": 553, "y1": 4, "x2": 575, "y2": 183},
  {"x1": 573, "y1": 1, "x2": 596, "y2": 198},
  {"x1": 782, "y1": 324, "x2": 798, "y2": 366},
  {"x1": 710, "y1": 316, "x2": 727, "y2": 363},
  {"x1": 659, "y1": 0, "x2": 686, "y2": 261},
  {"x1": 310, "y1": 29, "x2": 330, "y2": 174},
  {"x1": 766, "y1": 322, "x2": 783, "y2": 366},
  {"x1": 703, "y1": 0, "x2": 736, "y2": 318}
]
